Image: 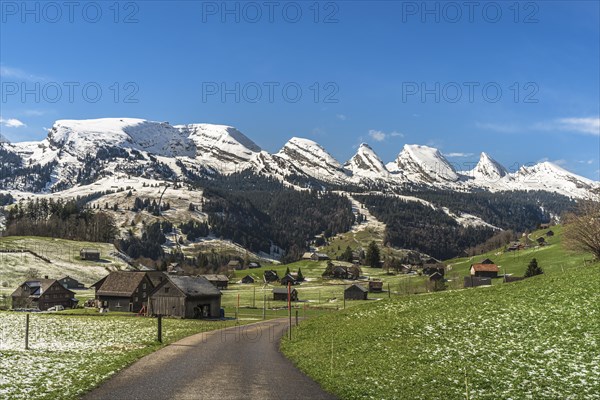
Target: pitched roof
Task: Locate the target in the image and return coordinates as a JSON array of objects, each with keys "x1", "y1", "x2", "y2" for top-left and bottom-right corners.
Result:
[
  {"x1": 12, "y1": 279, "x2": 74, "y2": 298},
  {"x1": 201, "y1": 274, "x2": 229, "y2": 282},
  {"x1": 96, "y1": 272, "x2": 148, "y2": 297},
  {"x1": 302, "y1": 252, "x2": 315, "y2": 258},
  {"x1": 146, "y1": 270, "x2": 168, "y2": 287},
  {"x1": 164, "y1": 275, "x2": 221, "y2": 297},
  {"x1": 345, "y1": 284, "x2": 368, "y2": 293},
  {"x1": 471, "y1": 264, "x2": 499, "y2": 272},
  {"x1": 480, "y1": 258, "x2": 495, "y2": 264},
  {"x1": 81, "y1": 248, "x2": 100, "y2": 253}
]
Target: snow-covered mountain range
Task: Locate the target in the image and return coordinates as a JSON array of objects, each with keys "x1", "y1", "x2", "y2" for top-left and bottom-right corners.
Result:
[{"x1": 1, "y1": 118, "x2": 598, "y2": 199}]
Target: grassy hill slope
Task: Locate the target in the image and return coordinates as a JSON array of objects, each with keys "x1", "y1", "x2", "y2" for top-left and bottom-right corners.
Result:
[
  {"x1": 281, "y1": 262, "x2": 600, "y2": 399},
  {"x1": 446, "y1": 225, "x2": 592, "y2": 280},
  {"x1": 0, "y1": 236, "x2": 128, "y2": 295}
]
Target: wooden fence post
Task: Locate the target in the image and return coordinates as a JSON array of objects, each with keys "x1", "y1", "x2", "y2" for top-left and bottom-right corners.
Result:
[
  {"x1": 25, "y1": 314, "x2": 30, "y2": 350},
  {"x1": 295, "y1": 310, "x2": 299, "y2": 326},
  {"x1": 157, "y1": 314, "x2": 162, "y2": 343}
]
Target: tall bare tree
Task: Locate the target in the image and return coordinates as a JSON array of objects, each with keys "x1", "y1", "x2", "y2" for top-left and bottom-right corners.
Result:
[{"x1": 563, "y1": 201, "x2": 600, "y2": 260}]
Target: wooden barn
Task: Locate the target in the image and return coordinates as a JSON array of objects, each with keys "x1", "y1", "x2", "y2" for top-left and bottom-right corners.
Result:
[
  {"x1": 12, "y1": 278, "x2": 78, "y2": 311},
  {"x1": 470, "y1": 263, "x2": 499, "y2": 278},
  {"x1": 227, "y1": 260, "x2": 243, "y2": 270},
  {"x1": 368, "y1": 280, "x2": 383, "y2": 292},
  {"x1": 241, "y1": 275, "x2": 255, "y2": 284},
  {"x1": 536, "y1": 237, "x2": 546, "y2": 246},
  {"x1": 149, "y1": 275, "x2": 222, "y2": 319},
  {"x1": 344, "y1": 284, "x2": 368, "y2": 300},
  {"x1": 464, "y1": 276, "x2": 492, "y2": 288},
  {"x1": 94, "y1": 271, "x2": 154, "y2": 313},
  {"x1": 80, "y1": 248, "x2": 100, "y2": 261},
  {"x1": 201, "y1": 274, "x2": 229, "y2": 290},
  {"x1": 58, "y1": 275, "x2": 85, "y2": 289},
  {"x1": 273, "y1": 288, "x2": 298, "y2": 301},
  {"x1": 264, "y1": 270, "x2": 279, "y2": 283}
]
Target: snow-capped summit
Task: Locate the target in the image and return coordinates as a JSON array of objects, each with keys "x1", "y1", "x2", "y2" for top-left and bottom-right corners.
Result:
[
  {"x1": 48, "y1": 118, "x2": 196, "y2": 158},
  {"x1": 469, "y1": 152, "x2": 508, "y2": 182},
  {"x1": 345, "y1": 143, "x2": 389, "y2": 179},
  {"x1": 177, "y1": 124, "x2": 261, "y2": 167},
  {"x1": 388, "y1": 144, "x2": 459, "y2": 183},
  {"x1": 276, "y1": 137, "x2": 349, "y2": 183},
  {"x1": 505, "y1": 161, "x2": 599, "y2": 198}
]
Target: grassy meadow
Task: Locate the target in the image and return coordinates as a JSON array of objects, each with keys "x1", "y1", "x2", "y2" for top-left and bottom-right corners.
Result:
[{"x1": 281, "y1": 261, "x2": 600, "y2": 399}]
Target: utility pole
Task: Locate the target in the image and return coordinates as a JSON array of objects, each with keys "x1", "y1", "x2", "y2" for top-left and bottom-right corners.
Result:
[{"x1": 288, "y1": 282, "x2": 292, "y2": 340}]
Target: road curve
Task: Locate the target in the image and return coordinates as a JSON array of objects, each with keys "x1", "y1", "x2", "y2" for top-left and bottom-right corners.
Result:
[{"x1": 83, "y1": 318, "x2": 336, "y2": 400}]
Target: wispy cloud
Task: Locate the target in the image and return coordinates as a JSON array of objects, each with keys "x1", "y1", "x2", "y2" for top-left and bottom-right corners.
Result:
[
  {"x1": 477, "y1": 117, "x2": 600, "y2": 136},
  {"x1": 336, "y1": 114, "x2": 347, "y2": 121},
  {"x1": 0, "y1": 65, "x2": 47, "y2": 81},
  {"x1": 368, "y1": 129, "x2": 404, "y2": 142},
  {"x1": 0, "y1": 117, "x2": 26, "y2": 128},
  {"x1": 445, "y1": 152, "x2": 474, "y2": 158},
  {"x1": 556, "y1": 117, "x2": 600, "y2": 136}
]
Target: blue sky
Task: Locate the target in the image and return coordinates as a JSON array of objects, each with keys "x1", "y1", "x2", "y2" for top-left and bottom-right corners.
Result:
[{"x1": 1, "y1": 1, "x2": 599, "y2": 179}]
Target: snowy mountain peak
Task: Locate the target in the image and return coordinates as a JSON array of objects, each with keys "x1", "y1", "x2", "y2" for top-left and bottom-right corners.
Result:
[
  {"x1": 470, "y1": 152, "x2": 508, "y2": 180},
  {"x1": 276, "y1": 137, "x2": 348, "y2": 183},
  {"x1": 177, "y1": 123, "x2": 261, "y2": 165},
  {"x1": 392, "y1": 144, "x2": 459, "y2": 183},
  {"x1": 345, "y1": 143, "x2": 389, "y2": 178}
]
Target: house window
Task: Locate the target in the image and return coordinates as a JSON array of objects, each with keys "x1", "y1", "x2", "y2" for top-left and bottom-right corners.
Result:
[
  {"x1": 143, "y1": 283, "x2": 147, "y2": 289},
  {"x1": 143, "y1": 292, "x2": 147, "y2": 298},
  {"x1": 134, "y1": 297, "x2": 138, "y2": 302},
  {"x1": 164, "y1": 287, "x2": 170, "y2": 293}
]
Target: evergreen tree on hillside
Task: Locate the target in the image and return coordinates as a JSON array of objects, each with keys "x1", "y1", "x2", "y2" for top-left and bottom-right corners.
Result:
[
  {"x1": 285, "y1": 266, "x2": 291, "y2": 276},
  {"x1": 340, "y1": 246, "x2": 354, "y2": 262},
  {"x1": 366, "y1": 241, "x2": 381, "y2": 268},
  {"x1": 297, "y1": 267, "x2": 304, "y2": 282},
  {"x1": 524, "y1": 258, "x2": 543, "y2": 278}
]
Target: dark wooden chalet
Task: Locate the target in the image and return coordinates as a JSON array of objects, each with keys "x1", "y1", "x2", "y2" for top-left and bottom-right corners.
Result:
[
  {"x1": 302, "y1": 252, "x2": 330, "y2": 261},
  {"x1": 201, "y1": 274, "x2": 229, "y2": 289},
  {"x1": 149, "y1": 275, "x2": 222, "y2": 319},
  {"x1": 264, "y1": 270, "x2": 279, "y2": 283},
  {"x1": 12, "y1": 278, "x2": 77, "y2": 310},
  {"x1": 280, "y1": 274, "x2": 297, "y2": 286},
  {"x1": 94, "y1": 271, "x2": 154, "y2": 313},
  {"x1": 273, "y1": 287, "x2": 298, "y2": 301},
  {"x1": 58, "y1": 275, "x2": 85, "y2": 289},
  {"x1": 80, "y1": 248, "x2": 100, "y2": 261},
  {"x1": 344, "y1": 284, "x2": 368, "y2": 300},
  {"x1": 423, "y1": 263, "x2": 445, "y2": 277},
  {"x1": 241, "y1": 275, "x2": 255, "y2": 284},
  {"x1": 536, "y1": 237, "x2": 546, "y2": 245},
  {"x1": 546, "y1": 230, "x2": 555, "y2": 237},
  {"x1": 470, "y1": 263, "x2": 499, "y2": 278}
]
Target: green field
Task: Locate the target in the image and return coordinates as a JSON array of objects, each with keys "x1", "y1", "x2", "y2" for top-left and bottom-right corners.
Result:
[
  {"x1": 0, "y1": 312, "x2": 252, "y2": 400},
  {"x1": 281, "y1": 260, "x2": 600, "y2": 399}
]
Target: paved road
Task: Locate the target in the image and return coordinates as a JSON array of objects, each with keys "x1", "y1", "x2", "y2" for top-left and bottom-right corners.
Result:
[{"x1": 83, "y1": 318, "x2": 336, "y2": 400}]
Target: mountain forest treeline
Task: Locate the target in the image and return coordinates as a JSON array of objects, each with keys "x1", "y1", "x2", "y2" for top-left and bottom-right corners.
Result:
[{"x1": 3, "y1": 198, "x2": 117, "y2": 242}]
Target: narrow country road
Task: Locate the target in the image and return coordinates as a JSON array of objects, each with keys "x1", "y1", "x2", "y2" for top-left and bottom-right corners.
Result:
[{"x1": 83, "y1": 318, "x2": 336, "y2": 400}]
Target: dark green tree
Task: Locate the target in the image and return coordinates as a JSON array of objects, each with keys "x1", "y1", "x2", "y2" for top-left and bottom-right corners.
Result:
[
  {"x1": 366, "y1": 241, "x2": 381, "y2": 268},
  {"x1": 340, "y1": 246, "x2": 354, "y2": 262},
  {"x1": 297, "y1": 267, "x2": 305, "y2": 282},
  {"x1": 525, "y1": 258, "x2": 543, "y2": 278}
]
